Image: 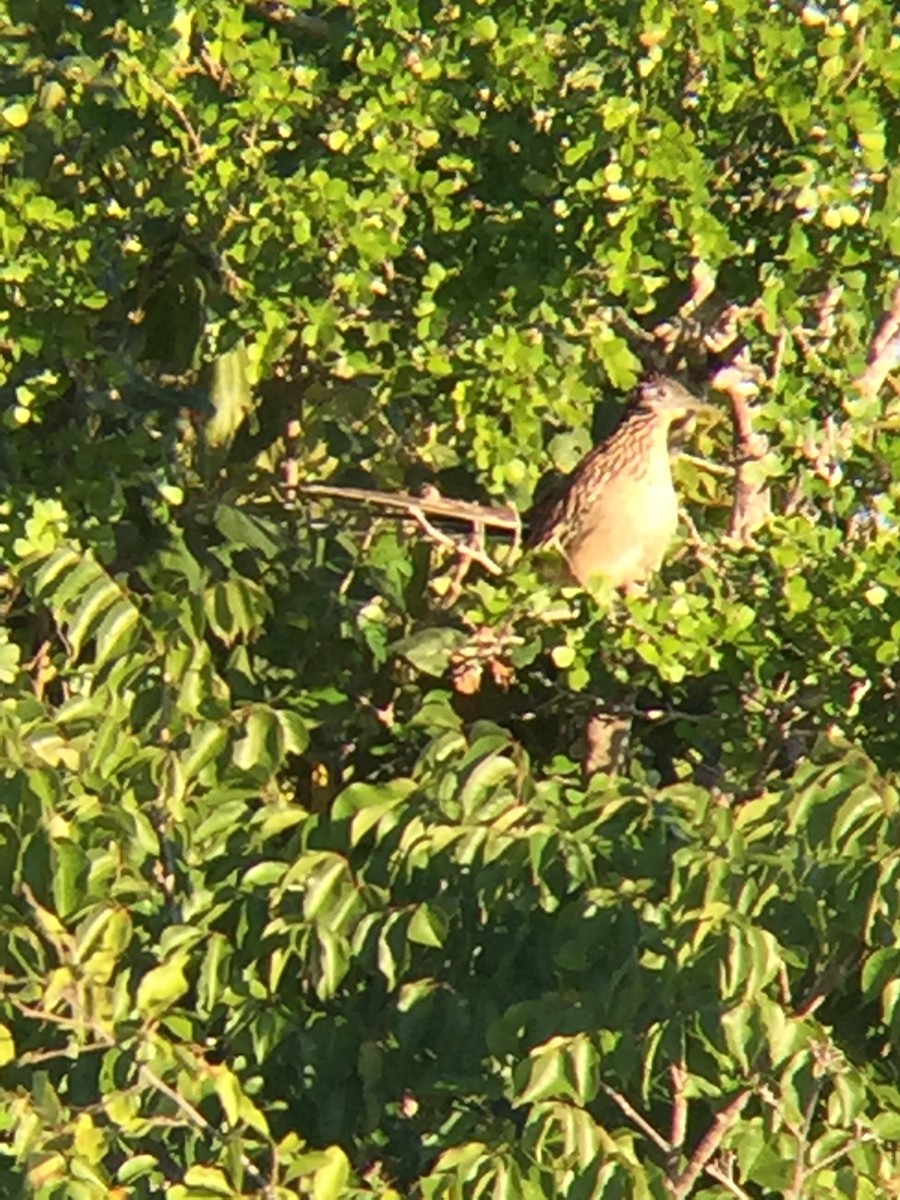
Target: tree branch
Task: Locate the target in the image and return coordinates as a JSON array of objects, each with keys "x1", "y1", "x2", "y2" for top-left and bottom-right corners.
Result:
[
  {"x1": 297, "y1": 481, "x2": 521, "y2": 534},
  {"x1": 856, "y1": 284, "x2": 900, "y2": 401},
  {"x1": 669, "y1": 1088, "x2": 753, "y2": 1200},
  {"x1": 704, "y1": 1157, "x2": 754, "y2": 1200},
  {"x1": 598, "y1": 1081, "x2": 671, "y2": 1155},
  {"x1": 406, "y1": 506, "x2": 504, "y2": 576},
  {"x1": 669, "y1": 1062, "x2": 688, "y2": 1155},
  {"x1": 712, "y1": 358, "x2": 770, "y2": 543}
]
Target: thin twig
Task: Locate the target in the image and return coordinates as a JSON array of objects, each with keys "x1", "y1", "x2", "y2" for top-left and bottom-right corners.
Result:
[
  {"x1": 13, "y1": 1000, "x2": 95, "y2": 1031},
  {"x1": 678, "y1": 509, "x2": 718, "y2": 571},
  {"x1": 778, "y1": 962, "x2": 793, "y2": 1008},
  {"x1": 338, "y1": 524, "x2": 376, "y2": 597},
  {"x1": 811, "y1": 1130, "x2": 876, "y2": 1172},
  {"x1": 130, "y1": 63, "x2": 206, "y2": 161},
  {"x1": 139, "y1": 1063, "x2": 213, "y2": 1134},
  {"x1": 13, "y1": 973, "x2": 276, "y2": 1194},
  {"x1": 407, "y1": 507, "x2": 503, "y2": 576},
  {"x1": 283, "y1": 418, "x2": 301, "y2": 545},
  {"x1": 786, "y1": 1075, "x2": 825, "y2": 1200},
  {"x1": 704, "y1": 1158, "x2": 754, "y2": 1200},
  {"x1": 836, "y1": 25, "x2": 868, "y2": 96},
  {"x1": 814, "y1": 284, "x2": 843, "y2": 348},
  {"x1": 679, "y1": 452, "x2": 734, "y2": 477},
  {"x1": 19, "y1": 1042, "x2": 110, "y2": 1066},
  {"x1": 442, "y1": 526, "x2": 488, "y2": 606},
  {"x1": 599, "y1": 1081, "x2": 672, "y2": 1155},
  {"x1": 193, "y1": 36, "x2": 231, "y2": 90},
  {"x1": 625, "y1": 701, "x2": 713, "y2": 726},
  {"x1": 139, "y1": 1054, "x2": 275, "y2": 1196}
]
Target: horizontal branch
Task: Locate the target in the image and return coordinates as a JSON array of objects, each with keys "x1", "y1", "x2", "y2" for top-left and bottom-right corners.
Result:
[{"x1": 296, "y1": 482, "x2": 521, "y2": 535}]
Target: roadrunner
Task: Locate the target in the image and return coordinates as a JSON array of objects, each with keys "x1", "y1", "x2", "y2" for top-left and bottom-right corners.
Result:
[
  {"x1": 525, "y1": 374, "x2": 705, "y2": 777},
  {"x1": 526, "y1": 375, "x2": 703, "y2": 589}
]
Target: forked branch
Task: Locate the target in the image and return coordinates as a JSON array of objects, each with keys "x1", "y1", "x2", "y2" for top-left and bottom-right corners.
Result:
[{"x1": 711, "y1": 355, "x2": 770, "y2": 543}]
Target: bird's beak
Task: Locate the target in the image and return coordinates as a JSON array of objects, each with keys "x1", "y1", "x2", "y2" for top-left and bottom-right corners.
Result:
[{"x1": 685, "y1": 398, "x2": 721, "y2": 421}]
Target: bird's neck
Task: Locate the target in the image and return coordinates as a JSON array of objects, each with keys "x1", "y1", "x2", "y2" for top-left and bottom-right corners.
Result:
[{"x1": 602, "y1": 408, "x2": 675, "y2": 476}]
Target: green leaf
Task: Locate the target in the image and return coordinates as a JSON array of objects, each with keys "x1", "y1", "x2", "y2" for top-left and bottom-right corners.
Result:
[
  {"x1": 304, "y1": 856, "x2": 349, "y2": 921},
  {"x1": 212, "y1": 1066, "x2": 242, "y2": 1127},
  {"x1": 242, "y1": 862, "x2": 288, "y2": 887},
  {"x1": 312, "y1": 1146, "x2": 350, "y2": 1200},
  {"x1": 93, "y1": 601, "x2": 141, "y2": 668},
  {"x1": 182, "y1": 722, "x2": 229, "y2": 780},
  {"x1": 182, "y1": 1165, "x2": 234, "y2": 1196},
  {"x1": 872, "y1": 1111, "x2": 900, "y2": 1140},
  {"x1": 205, "y1": 341, "x2": 253, "y2": 451},
  {"x1": 136, "y1": 956, "x2": 190, "y2": 1018},
  {"x1": 392, "y1": 627, "x2": 467, "y2": 675},
  {"x1": 516, "y1": 1038, "x2": 574, "y2": 1104},
  {"x1": 214, "y1": 504, "x2": 282, "y2": 558},
  {"x1": 408, "y1": 903, "x2": 448, "y2": 947},
  {"x1": 275, "y1": 709, "x2": 309, "y2": 755},
  {"x1": 471, "y1": 15, "x2": 498, "y2": 40},
  {"x1": 116, "y1": 1156, "x2": 159, "y2": 1183},
  {"x1": 2, "y1": 101, "x2": 29, "y2": 127},
  {"x1": 32, "y1": 545, "x2": 81, "y2": 595},
  {"x1": 52, "y1": 840, "x2": 89, "y2": 918},
  {"x1": 232, "y1": 708, "x2": 280, "y2": 773},
  {"x1": 0, "y1": 1022, "x2": 15, "y2": 1066},
  {"x1": 67, "y1": 576, "x2": 121, "y2": 658}
]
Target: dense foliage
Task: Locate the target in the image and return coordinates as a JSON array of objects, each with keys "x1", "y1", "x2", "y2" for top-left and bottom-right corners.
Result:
[{"x1": 2, "y1": 0, "x2": 900, "y2": 1196}]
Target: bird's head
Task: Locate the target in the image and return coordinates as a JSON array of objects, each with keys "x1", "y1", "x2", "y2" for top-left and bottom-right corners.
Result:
[{"x1": 632, "y1": 375, "x2": 705, "y2": 424}]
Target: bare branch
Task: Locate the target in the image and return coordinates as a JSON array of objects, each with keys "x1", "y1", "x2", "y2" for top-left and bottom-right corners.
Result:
[
  {"x1": 679, "y1": 452, "x2": 734, "y2": 478},
  {"x1": 407, "y1": 506, "x2": 504, "y2": 576},
  {"x1": 601, "y1": 1076, "x2": 756, "y2": 1199},
  {"x1": 814, "y1": 284, "x2": 843, "y2": 348},
  {"x1": 126, "y1": 61, "x2": 206, "y2": 160},
  {"x1": 139, "y1": 1052, "x2": 276, "y2": 1196},
  {"x1": 786, "y1": 1074, "x2": 825, "y2": 1200},
  {"x1": 598, "y1": 1081, "x2": 672, "y2": 1155},
  {"x1": 669, "y1": 1088, "x2": 753, "y2": 1200},
  {"x1": 770, "y1": 328, "x2": 788, "y2": 388},
  {"x1": 856, "y1": 284, "x2": 900, "y2": 401},
  {"x1": 811, "y1": 1129, "x2": 877, "y2": 1173},
  {"x1": 669, "y1": 1062, "x2": 688, "y2": 1153},
  {"x1": 712, "y1": 357, "x2": 770, "y2": 543},
  {"x1": 704, "y1": 1157, "x2": 754, "y2": 1200},
  {"x1": 297, "y1": 482, "x2": 521, "y2": 534},
  {"x1": 442, "y1": 526, "x2": 490, "y2": 605}
]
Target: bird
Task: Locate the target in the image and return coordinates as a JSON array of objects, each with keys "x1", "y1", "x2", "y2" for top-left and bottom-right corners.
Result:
[
  {"x1": 525, "y1": 375, "x2": 704, "y2": 590},
  {"x1": 523, "y1": 374, "x2": 707, "y2": 778}
]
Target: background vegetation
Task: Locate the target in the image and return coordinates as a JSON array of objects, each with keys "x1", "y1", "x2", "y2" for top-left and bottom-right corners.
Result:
[{"x1": 2, "y1": 0, "x2": 900, "y2": 1195}]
